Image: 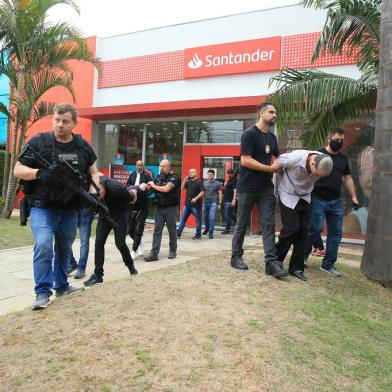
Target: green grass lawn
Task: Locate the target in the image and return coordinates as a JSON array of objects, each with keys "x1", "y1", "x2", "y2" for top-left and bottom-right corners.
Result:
[
  {"x1": 0, "y1": 252, "x2": 390, "y2": 391},
  {"x1": 0, "y1": 216, "x2": 97, "y2": 250},
  {"x1": 0, "y1": 217, "x2": 34, "y2": 249}
]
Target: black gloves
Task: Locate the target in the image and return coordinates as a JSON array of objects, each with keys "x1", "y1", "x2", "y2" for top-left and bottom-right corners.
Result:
[
  {"x1": 36, "y1": 168, "x2": 55, "y2": 185},
  {"x1": 352, "y1": 202, "x2": 359, "y2": 211}
]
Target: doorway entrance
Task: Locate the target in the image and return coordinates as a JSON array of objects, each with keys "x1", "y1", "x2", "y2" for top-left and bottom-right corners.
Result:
[{"x1": 202, "y1": 156, "x2": 240, "y2": 228}]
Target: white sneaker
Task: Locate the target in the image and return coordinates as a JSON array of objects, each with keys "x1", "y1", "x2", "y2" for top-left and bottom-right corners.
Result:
[
  {"x1": 131, "y1": 250, "x2": 136, "y2": 260},
  {"x1": 137, "y1": 243, "x2": 144, "y2": 257}
]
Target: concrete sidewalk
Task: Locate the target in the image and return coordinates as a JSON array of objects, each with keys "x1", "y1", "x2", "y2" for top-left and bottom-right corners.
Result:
[{"x1": 0, "y1": 227, "x2": 262, "y2": 316}]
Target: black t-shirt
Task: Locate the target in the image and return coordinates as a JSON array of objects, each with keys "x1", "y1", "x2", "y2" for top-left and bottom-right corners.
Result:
[
  {"x1": 185, "y1": 179, "x2": 204, "y2": 205},
  {"x1": 18, "y1": 132, "x2": 97, "y2": 207},
  {"x1": 100, "y1": 177, "x2": 134, "y2": 215},
  {"x1": 223, "y1": 178, "x2": 237, "y2": 202},
  {"x1": 312, "y1": 148, "x2": 351, "y2": 200},
  {"x1": 236, "y1": 125, "x2": 280, "y2": 192}
]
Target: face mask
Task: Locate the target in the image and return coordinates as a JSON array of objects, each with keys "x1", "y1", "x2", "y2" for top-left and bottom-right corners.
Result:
[{"x1": 329, "y1": 139, "x2": 343, "y2": 152}]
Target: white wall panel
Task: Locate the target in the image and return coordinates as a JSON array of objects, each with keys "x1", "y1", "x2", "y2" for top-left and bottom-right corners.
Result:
[{"x1": 97, "y1": 5, "x2": 326, "y2": 61}]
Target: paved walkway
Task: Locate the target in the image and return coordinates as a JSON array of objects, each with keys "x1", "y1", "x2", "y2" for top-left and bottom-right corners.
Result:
[
  {"x1": 0, "y1": 225, "x2": 364, "y2": 316},
  {"x1": 0, "y1": 228, "x2": 261, "y2": 315}
]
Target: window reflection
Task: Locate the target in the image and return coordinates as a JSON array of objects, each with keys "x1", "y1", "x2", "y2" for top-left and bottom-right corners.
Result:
[
  {"x1": 145, "y1": 122, "x2": 184, "y2": 176},
  {"x1": 187, "y1": 119, "x2": 253, "y2": 143},
  {"x1": 98, "y1": 123, "x2": 143, "y2": 167}
]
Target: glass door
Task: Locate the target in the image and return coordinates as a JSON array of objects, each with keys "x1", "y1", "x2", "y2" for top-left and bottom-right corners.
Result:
[{"x1": 202, "y1": 156, "x2": 240, "y2": 228}]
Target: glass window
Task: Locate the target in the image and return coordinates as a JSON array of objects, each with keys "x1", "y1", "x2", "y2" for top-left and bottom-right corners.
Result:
[
  {"x1": 145, "y1": 122, "x2": 184, "y2": 176},
  {"x1": 186, "y1": 119, "x2": 253, "y2": 144},
  {"x1": 98, "y1": 123, "x2": 144, "y2": 168},
  {"x1": 98, "y1": 124, "x2": 119, "y2": 168},
  {"x1": 118, "y1": 124, "x2": 144, "y2": 164}
]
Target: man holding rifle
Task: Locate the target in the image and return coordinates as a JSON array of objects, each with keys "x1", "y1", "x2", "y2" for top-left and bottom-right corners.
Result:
[{"x1": 14, "y1": 103, "x2": 102, "y2": 310}]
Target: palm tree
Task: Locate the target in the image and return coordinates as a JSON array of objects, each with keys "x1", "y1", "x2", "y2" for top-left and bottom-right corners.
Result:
[
  {"x1": 269, "y1": 0, "x2": 381, "y2": 147},
  {"x1": 0, "y1": 0, "x2": 100, "y2": 218},
  {"x1": 361, "y1": 0, "x2": 392, "y2": 286}
]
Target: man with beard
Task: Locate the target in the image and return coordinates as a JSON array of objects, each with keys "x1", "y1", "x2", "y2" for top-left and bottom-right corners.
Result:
[
  {"x1": 230, "y1": 102, "x2": 287, "y2": 278},
  {"x1": 144, "y1": 159, "x2": 180, "y2": 261},
  {"x1": 305, "y1": 128, "x2": 359, "y2": 277}
]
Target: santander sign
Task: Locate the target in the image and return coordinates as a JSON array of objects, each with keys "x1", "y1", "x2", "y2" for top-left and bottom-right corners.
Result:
[{"x1": 184, "y1": 36, "x2": 281, "y2": 79}]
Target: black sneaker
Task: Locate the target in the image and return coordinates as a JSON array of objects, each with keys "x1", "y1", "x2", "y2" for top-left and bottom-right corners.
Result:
[
  {"x1": 74, "y1": 268, "x2": 86, "y2": 279},
  {"x1": 32, "y1": 293, "x2": 51, "y2": 310},
  {"x1": 67, "y1": 262, "x2": 78, "y2": 276},
  {"x1": 144, "y1": 253, "x2": 158, "y2": 262},
  {"x1": 56, "y1": 285, "x2": 85, "y2": 297},
  {"x1": 192, "y1": 235, "x2": 201, "y2": 240},
  {"x1": 202, "y1": 230, "x2": 208, "y2": 235},
  {"x1": 221, "y1": 230, "x2": 230, "y2": 234},
  {"x1": 208, "y1": 233, "x2": 214, "y2": 239},
  {"x1": 127, "y1": 264, "x2": 138, "y2": 275},
  {"x1": 290, "y1": 270, "x2": 308, "y2": 281},
  {"x1": 168, "y1": 251, "x2": 176, "y2": 259},
  {"x1": 176, "y1": 232, "x2": 181, "y2": 239},
  {"x1": 84, "y1": 274, "x2": 103, "y2": 287},
  {"x1": 265, "y1": 261, "x2": 288, "y2": 278},
  {"x1": 230, "y1": 257, "x2": 249, "y2": 270}
]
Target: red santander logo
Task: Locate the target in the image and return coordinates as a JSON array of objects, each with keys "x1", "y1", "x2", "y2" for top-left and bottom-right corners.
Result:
[{"x1": 184, "y1": 36, "x2": 281, "y2": 79}]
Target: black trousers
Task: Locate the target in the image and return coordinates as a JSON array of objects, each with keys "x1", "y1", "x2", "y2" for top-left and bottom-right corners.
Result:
[
  {"x1": 151, "y1": 205, "x2": 178, "y2": 256},
  {"x1": 276, "y1": 199, "x2": 311, "y2": 272},
  {"x1": 128, "y1": 208, "x2": 148, "y2": 251},
  {"x1": 94, "y1": 213, "x2": 133, "y2": 277}
]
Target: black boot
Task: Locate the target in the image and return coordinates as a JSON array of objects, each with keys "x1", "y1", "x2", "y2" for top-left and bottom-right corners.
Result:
[
  {"x1": 265, "y1": 260, "x2": 288, "y2": 278},
  {"x1": 230, "y1": 257, "x2": 249, "y2": 270},
  {"x1": 127, "y1": 263, "x2": 138, "y2": 275}
]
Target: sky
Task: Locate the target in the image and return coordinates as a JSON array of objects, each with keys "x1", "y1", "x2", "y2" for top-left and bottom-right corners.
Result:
[{"x1": 47, "y1": 0, "x2": 300, "y2": 38}]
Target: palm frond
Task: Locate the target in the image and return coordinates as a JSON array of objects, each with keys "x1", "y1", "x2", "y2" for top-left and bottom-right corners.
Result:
[
  {"x1": 35, "y1": 0, "x2": 80, "y2": 16},
  {"x1": 269, "y1": 68, "x2": 376, "y2": 148},
  {"x1": 0, "y1": 101, "x2": 11, "y2": 118},
  {"x1": 302, "y1": 0, "x2": 330, "y2": 9},
  {"x1": 28, "y1": 101, "x2": 56, "y2": 128},
  {"x1": 305, "y1": 0, "x2": 381, "y2": 74},
  {"x1": 28, "y1": 68, "x2": 76, "y2": 104}
]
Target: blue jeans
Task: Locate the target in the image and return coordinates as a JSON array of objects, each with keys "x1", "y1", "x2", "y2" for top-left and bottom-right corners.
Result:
[
  {"x1": 70, "y1": 207, "x2": 94, "y2": 270},
  {"x1": 177, "y1": 203, "x2": 202, "y2": 237},
  {"x1": 307, "y1": 197, "x2": 343, "y2": 269},
  {"x1": 203, "y1": 202, "x2": 218, "y2": 234},
  {"x1": 224, "y1": 201, "x2": 234, "y2": 231},
  {"x1": 30, "y1": 207, "x2": 78, "y2": 295}
]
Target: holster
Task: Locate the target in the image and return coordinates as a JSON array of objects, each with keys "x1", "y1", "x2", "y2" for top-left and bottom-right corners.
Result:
[{"x1": 19, "y1": 197, "x2": 31, "y2": 226}]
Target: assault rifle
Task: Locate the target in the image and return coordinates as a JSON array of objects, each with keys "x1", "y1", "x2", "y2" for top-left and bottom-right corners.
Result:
[{"x1": 20, "y1": 144, "x2": 118, "y2": 228}]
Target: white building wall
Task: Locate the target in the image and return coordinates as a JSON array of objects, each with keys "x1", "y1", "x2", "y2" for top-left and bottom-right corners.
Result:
[
  {"x1": 93, "y1": 66, "x2": 361, "y2": 107},
  {"x1": 97, "y1": 5, "x2": 327, "y2": 60},
  {"x1": 93, "y1": 5, "x2": 360, "y2": 108}
]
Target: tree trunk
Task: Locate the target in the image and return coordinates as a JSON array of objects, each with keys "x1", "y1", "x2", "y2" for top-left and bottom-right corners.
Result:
[
  {"x1": 361, "y1": 0, "x2": 392, "y2": 287},
  {"x1": 1, "y1": 123, "x2": 10, "y2": 199},
  {"x1": 2, "y1": 67, "x2": 24, "y2": 219},
  {"x1": 1, "y1": 118, "x2": 19, "y2": 218}
]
